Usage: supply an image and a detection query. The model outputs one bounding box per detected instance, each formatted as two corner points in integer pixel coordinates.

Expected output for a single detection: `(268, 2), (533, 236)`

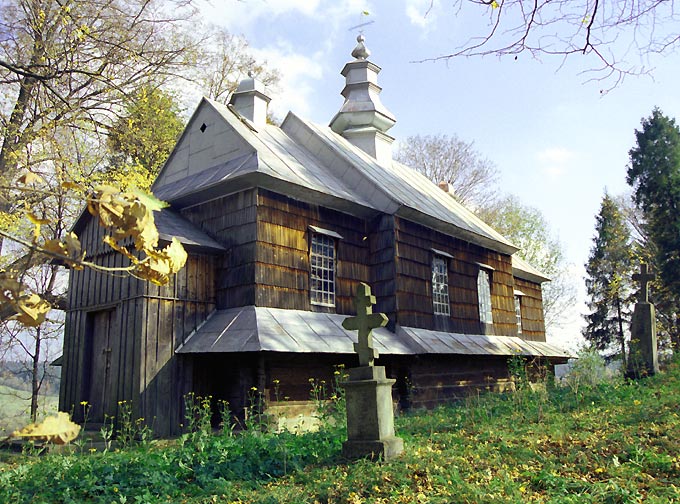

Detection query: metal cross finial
(342, 283), (388, 366)
(633, 263), (655, 303)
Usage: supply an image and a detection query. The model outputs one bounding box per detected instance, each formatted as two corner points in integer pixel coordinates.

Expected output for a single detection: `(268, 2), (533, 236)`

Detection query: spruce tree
(627, 108), (680, 351)
(583, 193), (634, 361)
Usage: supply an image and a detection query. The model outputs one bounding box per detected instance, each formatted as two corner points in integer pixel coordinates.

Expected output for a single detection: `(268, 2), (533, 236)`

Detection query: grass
(1, 359), (679, 503)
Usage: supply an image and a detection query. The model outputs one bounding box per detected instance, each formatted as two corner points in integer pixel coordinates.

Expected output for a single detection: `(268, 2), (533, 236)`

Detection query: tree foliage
(196, 28), (280, 104)
(395, 134), (499, 210)
(583, 192), (634, 360)
(105, 86), (185, 190)
(479, 194), (576, 334)
(627, 107), (680, 351)
(426, 0), (680, 88)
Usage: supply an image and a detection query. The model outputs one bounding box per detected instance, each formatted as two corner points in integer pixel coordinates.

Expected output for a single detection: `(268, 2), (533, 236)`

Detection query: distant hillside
(0, 361), (61, 395)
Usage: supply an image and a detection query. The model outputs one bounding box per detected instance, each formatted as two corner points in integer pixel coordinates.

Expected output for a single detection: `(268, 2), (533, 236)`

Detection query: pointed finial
(351, 34), (370, 60)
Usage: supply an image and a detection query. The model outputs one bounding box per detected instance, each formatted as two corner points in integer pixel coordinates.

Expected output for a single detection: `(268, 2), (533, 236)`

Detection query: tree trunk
(30, 325), (41, 422)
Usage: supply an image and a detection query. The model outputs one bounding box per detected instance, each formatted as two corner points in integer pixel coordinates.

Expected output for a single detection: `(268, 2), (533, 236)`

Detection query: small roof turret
(329, 36), (396, 165)
(229, 72), (271, 128)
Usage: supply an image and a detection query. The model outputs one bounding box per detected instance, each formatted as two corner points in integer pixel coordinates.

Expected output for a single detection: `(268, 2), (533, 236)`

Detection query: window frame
(431, 254), (451, 316)
(514, 290), (524, 335)
(476, 266), (494, 325)
(309, 228), (340, 307)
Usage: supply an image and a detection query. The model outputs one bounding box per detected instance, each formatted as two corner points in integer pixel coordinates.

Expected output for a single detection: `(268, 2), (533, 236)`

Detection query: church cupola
(329, 35), (396, 165)
(229, 73), (271, 127)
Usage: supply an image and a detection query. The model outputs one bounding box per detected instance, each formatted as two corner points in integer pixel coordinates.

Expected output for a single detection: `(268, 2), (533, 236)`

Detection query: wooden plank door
(88, 309), (115, 423)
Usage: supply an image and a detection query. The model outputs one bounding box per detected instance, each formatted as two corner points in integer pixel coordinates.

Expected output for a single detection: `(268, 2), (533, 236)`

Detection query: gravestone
(341, 283), (404, 460)
(627, 263), (660, 377)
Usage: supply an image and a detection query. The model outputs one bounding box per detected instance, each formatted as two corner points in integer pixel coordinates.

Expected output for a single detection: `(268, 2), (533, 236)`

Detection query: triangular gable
(152, 98), (255, 192)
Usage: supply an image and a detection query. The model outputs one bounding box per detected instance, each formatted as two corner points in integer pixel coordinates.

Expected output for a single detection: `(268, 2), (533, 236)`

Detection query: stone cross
(633, 263), (655, 303)
(342, 283), (388, 367)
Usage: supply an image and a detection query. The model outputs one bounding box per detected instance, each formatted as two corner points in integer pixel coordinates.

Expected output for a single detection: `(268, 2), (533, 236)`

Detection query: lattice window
(310, 233), (336, 306)
(432, 256), (450, 316)
(514, 295), (523, 335)
(477, 268), (493, 324)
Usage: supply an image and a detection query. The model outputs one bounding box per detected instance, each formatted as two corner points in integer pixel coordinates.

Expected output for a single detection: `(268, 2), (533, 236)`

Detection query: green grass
(0, 386), (58, 437)
(1, 360), (679, 503)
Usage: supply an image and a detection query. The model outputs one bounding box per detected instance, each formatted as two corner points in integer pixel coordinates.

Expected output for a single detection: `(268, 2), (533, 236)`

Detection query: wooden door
(88, 310), (115, 423)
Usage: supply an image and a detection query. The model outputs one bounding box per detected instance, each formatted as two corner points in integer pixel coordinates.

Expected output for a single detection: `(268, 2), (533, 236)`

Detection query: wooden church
(59, 36), (569, 435)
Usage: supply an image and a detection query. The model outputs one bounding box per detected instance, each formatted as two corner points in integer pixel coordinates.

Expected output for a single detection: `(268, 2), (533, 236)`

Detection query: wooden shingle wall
(394, 217), (517, 335)
(368, 215), (397, 325)
(181, 189), (257, 309)
(514, 277), (546, 342)
(255, 189), (369, 314)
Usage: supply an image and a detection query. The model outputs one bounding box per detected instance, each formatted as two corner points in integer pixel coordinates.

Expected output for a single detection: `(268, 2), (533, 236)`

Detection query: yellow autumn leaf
(26, 212), (50, 225)
(61, 180), (83, 191)
(14, 293), (51, 327)
(129, 186), (169, 212)
(17, 172), (45, 186)
(13, 412), (81, 445)
(491, 0), (499, 8)
(165, 238), (188, 273)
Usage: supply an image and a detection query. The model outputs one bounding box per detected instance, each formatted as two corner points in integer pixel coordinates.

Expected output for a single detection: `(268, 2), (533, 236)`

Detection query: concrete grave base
(341, 365), (404, 461)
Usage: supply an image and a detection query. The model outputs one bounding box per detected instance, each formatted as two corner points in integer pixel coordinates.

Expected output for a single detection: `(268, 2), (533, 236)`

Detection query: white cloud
(535, 147), (576, 179)
(404, 0), (439, 30)
(197, 0), (371, 32)
(250, 43), (325, 119)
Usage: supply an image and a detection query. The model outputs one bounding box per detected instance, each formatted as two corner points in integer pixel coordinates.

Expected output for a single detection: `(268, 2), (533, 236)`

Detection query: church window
(477, 268), (493, 324)
(432, 255), (450, 316)
(310, 232), (336, 306)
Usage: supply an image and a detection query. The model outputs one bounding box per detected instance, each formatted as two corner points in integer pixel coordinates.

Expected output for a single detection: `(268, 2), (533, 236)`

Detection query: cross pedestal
(341, 283), (403, 460)
(627, 264), (660, 377)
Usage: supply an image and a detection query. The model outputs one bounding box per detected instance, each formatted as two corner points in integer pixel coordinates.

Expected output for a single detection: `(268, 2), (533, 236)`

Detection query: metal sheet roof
(285, 114), (517, 254)
(176, 306), (571, 360)
(154, 97), (518, 254)
(176, 306), (418, 355)
(398, 326), (571, 359)
(512, 255), (551, 283)
(154, 209), (226, 252)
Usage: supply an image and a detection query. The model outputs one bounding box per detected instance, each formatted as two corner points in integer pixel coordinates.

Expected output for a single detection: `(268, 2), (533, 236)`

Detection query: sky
(195, 0), (680, 351)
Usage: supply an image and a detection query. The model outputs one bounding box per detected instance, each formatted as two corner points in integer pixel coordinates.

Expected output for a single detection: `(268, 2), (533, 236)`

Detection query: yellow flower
(634, 399), (641, 405)
(250, 386), (258, 391)
(272, 379), (280, 384)
(80, 401), (88, 406)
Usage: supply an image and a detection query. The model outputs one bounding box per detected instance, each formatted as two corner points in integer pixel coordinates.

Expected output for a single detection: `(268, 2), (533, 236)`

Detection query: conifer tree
(583, 193), (634, 361)
(627, 108), (680, 351)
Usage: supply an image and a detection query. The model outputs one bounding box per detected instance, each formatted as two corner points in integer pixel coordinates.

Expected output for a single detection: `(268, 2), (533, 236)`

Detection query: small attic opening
(200, 123), (207, 133)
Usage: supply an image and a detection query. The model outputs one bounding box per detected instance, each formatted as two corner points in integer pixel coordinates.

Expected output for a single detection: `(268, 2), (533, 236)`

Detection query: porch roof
(176, 307), (571, 361)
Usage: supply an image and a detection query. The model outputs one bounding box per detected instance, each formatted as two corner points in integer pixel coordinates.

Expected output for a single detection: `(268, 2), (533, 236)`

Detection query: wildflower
(89, 448), (96, 453)
(113, 487), (119, 493)
(334, 370), (341, 376)
(250, 386), (258, 391)
(308, 378), (315, 383)
(80, 401), (88, 406)
(273, 379), (280, 384)
(634, 399), (641, 406)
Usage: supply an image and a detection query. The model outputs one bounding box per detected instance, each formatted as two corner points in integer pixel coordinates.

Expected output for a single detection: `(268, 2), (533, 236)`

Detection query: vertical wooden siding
(514, 277), (546, 341)
(60, 212), (217, 435)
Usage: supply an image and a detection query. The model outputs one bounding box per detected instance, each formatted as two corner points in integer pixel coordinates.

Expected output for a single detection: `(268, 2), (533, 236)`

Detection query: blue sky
(196, 0), (680, 350)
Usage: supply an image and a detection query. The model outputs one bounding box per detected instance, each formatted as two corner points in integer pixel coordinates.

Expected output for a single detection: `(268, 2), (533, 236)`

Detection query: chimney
(229, 74), (271, 127)
(329, 35), (396, 165)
